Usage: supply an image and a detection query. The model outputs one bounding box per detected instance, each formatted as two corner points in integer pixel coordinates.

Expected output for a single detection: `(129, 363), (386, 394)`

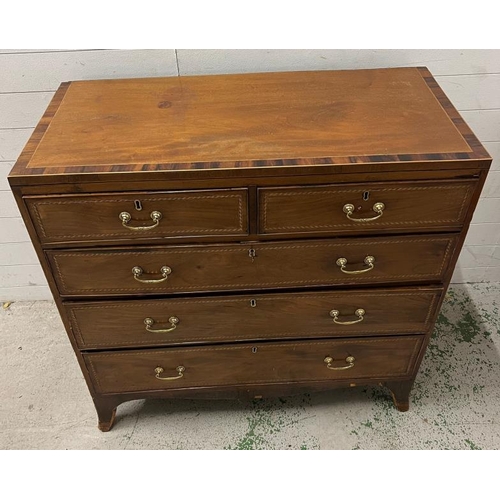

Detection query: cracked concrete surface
(1, 283), (500, 449)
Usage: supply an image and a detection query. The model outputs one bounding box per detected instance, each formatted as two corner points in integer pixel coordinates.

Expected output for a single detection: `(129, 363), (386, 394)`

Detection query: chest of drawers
(9, 67), (491, 431)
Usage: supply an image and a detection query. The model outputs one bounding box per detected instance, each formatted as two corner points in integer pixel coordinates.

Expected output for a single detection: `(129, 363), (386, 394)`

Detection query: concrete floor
(1, 282), (500, 450)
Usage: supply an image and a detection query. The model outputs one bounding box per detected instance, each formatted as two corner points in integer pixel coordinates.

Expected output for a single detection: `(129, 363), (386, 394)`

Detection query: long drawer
(47, 235), (457, 297)
(67, 287), (442, 349)
(260, 179), (476, 235)
(84, 336), (424, 394)
(26, 188), (248, 244)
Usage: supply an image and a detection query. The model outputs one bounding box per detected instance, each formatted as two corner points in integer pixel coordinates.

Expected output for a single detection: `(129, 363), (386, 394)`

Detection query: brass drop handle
(132, 266), (171, 283)
(343, 202), (385, 222)
(144, 316), (179, 333)
(330, 308), (365, 325)
(155, 366), (185, 381)
(119, 211), (162, 231)
(324, 356), (355, 371)
(336, 256), (375, 275)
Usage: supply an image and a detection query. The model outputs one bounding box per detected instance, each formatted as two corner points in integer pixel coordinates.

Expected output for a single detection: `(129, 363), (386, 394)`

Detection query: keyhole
(249, 249), (256, 262)
(252, 347), (258, 354)
(250, 299), (257, 308)
(134, 200), (143, 211)
(363, 191), (370, 201)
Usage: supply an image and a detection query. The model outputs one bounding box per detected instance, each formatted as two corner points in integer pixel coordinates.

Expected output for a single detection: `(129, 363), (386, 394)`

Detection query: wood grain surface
(66, 287), (442, 349)
(84, 336), (424, 394)
(8, 68), (491, 183)
(47, 235), (457, 297)
(259, 179), (476, 235)
(26, 188), (248, 244)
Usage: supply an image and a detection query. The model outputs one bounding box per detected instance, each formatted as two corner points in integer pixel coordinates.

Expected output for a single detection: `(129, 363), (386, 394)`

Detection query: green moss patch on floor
(225, 396), (320, 450)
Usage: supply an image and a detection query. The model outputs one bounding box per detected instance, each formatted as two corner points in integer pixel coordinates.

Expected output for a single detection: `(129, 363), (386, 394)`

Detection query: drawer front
(67, 288), (442, 349)
(84, 336), (423, 394)
(26, 189), (248, 243)
(259, 180), (476, 235)
(48, 235), (457, 297)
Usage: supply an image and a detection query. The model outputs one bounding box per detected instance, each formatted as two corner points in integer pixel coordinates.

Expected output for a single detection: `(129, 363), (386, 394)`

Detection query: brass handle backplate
(330, 308), (365, 325)
(324, 356), (355, 371)
(343, 202), (385, 222)
(144, 317), (179, 333)
(155, 366), (185, 381)
(336, 256), (375, 275)
(119, 211), (162, 231)
(132, 266), (171, 284)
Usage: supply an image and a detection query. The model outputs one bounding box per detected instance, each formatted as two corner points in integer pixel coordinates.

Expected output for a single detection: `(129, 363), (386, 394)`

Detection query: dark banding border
(10, 82), (71, 178)
(416, 67), (490, 161)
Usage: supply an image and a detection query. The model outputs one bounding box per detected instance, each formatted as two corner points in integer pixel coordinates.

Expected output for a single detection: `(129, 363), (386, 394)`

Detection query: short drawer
(25, 188), (248, 244)
(259, 179), (476, 235)
(84, 336), (424, 394)
(67, 287), (442, 349)
(48, 234), (457, 297)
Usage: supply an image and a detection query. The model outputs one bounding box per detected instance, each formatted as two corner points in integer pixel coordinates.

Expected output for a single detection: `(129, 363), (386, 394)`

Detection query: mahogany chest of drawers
(9, 67), (491, 431)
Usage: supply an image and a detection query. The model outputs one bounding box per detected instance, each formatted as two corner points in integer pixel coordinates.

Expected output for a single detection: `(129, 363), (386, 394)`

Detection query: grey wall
(1, 49), (499, 300)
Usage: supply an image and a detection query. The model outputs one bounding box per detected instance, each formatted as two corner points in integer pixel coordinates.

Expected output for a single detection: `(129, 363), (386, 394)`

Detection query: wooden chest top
(9, 67), (490, 185)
